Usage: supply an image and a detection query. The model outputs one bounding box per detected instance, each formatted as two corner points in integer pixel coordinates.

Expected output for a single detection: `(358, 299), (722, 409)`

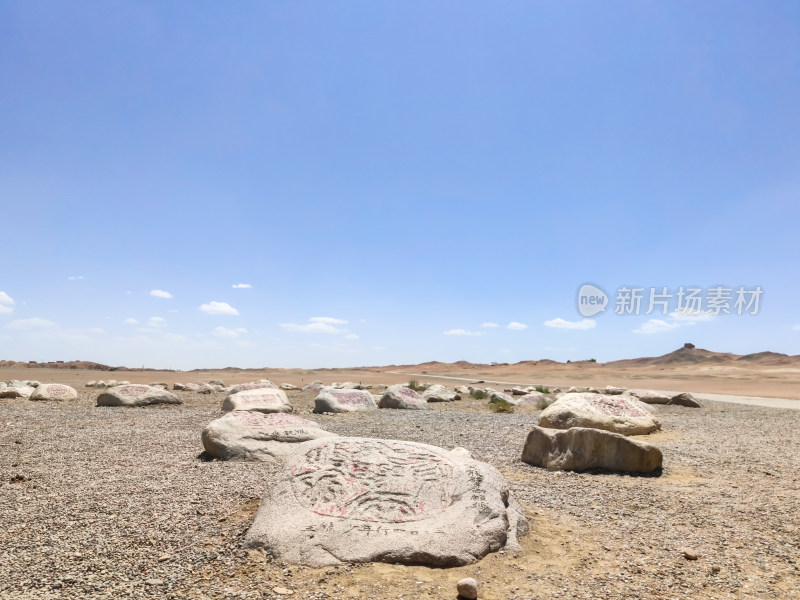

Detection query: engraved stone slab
(202, 411), (338, 461)
(539, 393), (660, 436)
(96, 384), (182, 407)
(313, 389), (377, 413)
(221, 388), (292, 414)
(421, 384), (460, 403)
(30, 383), (78, 402)
(245, 437), (529, 567)
(522, 426), (663, 473)
(229, 381), (278, 393)
(378, 385), (427, 410)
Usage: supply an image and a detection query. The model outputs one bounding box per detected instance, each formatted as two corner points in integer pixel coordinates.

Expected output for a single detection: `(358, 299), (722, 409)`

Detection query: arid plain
(1, 346), (798, 599)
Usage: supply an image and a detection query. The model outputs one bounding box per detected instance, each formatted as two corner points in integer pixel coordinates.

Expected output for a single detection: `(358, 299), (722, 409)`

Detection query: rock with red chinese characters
(30, 383), (78, 402)
(313, 389), (377, 413)
(201, 411), (337, 461)
(378, 385), (428, 410)
(244, 437), (528, 567)
(539, 393), (660, 435)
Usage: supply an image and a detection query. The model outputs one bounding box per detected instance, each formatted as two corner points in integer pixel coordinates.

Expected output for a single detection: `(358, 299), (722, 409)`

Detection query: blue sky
(1, 1), (799, 369)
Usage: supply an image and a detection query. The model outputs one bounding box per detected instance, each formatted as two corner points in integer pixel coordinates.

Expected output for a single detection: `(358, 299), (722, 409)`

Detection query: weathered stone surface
(455, 386), (470, 394)
(625, 389), (673, 404)
(488, 391), (516, 405)
(228, 381), (278, 393)
(30, 383), (78, 402)
(149, 382), (169, 389)
(515, 392), (551, 409)
(522, 426), (662, 473)
(603, 385), (627, 395)
(0, 385), (34, 399)
(302, 381), (325, 393)
(201, 411), (337, 461)
(669, 392), (701, 408)
(173, 383), (185, 391)
(85, 381), (96, 388)
(378, 385), (427, 410)
(539, 393), (660, 436)
(280, 383), (299, 391)
(96, 384), (182, 407)
(221, 388), (292, 414)
(313, 389), (377, 413)
(421, 384), (460, 402)
(244, 437), (528, 567)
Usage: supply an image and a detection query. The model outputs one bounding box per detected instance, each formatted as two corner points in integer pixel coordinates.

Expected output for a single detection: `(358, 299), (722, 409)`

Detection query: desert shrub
(489, 401), (515, 413)
(535, 385), (550, 394)
(407, 380), (430, 392)
(471, 389), (488, 400)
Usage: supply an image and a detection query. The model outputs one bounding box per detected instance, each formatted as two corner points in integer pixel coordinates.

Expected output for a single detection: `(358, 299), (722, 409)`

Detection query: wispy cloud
(507, 322), (528, 330)
(232, 283), (252, 289)
(793, 324), (800, 331)
(150, 289), (173, 299)
(544, 318), (596, 330)
(199, 301), (239, 316)
(0, 291), (15, 314)
(443, 329), (485, 336)
(67, 275), (84, 281)
(633, 308), (717, 335)
(310, 317), (347, 325)
(212, 326), (247, 338)
(5, 317), (56, 330)
(633, 319), (681, 334)
(280, 317), (348, 334)
(481, 322), (499, 328)
(124, 318), (139, 325)
(147, 316), (166, 328)
(344, 333), (359, 340)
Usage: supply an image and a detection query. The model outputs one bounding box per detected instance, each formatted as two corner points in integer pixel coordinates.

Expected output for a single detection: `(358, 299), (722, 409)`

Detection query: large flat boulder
(378, 385), (427, 410)
(244, 437), (528, 567)
(221, 388), (292, 414)
(669, 392), (701, 407)
(624, 389), (673, 404)
(522, 426), (662, 473)
(539, 393), (660, 435)
(313, 389), (377, 413)
(0, 385), (35, 399)
(201, 411), (338, 461)
(228, 381), (278, 394)
(96, 384), (182, 407)
(421, 384), (460, 402)
(30, 383), (78, 402)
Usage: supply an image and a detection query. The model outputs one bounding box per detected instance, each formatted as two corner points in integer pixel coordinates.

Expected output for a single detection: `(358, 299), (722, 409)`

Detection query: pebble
(457, 577), (478, 600)
(272, 587), (294, 595)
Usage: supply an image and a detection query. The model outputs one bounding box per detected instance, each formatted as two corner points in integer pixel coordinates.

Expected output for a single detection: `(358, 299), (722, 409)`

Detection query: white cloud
(281, 321), (346, 334)
(212, 326), (247, 338)
(443, 329), (485, 336)
(544, 318), (597, 330)
(124, 318), (139, 325)
(68, 275), (84, 281)
(232, 283), (252, 289)
(310, 317), (348, 325)
(150, 289), (173, 299)
(481, 322), (499, 328)
(199, 301), (239, 316)
(507, 322), (529, 330)
(670, 308), (716, 323)
(344, 333), (359, 340)
(633, 319), (682, 335)
(0, 291), (15, 314)
(147, 316), (166, 328)
(793, 324), (800, 331)
(5, 317), (57, 330)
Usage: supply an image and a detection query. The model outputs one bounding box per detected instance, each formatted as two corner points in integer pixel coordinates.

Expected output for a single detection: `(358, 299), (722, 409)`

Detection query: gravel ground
(1, 389), (798, 599)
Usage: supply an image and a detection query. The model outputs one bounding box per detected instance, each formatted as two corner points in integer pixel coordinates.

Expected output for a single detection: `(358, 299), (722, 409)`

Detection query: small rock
(457, 577), (478, 600)
(683, 549), (699, 560)
(145, 578), (164, 585)
(272, 587), (294, 596)
(158, 554), (171, 562)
